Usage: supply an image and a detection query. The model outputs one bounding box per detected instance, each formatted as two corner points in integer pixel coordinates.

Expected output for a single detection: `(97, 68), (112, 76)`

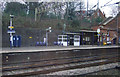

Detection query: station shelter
(58, 30), (98, 46)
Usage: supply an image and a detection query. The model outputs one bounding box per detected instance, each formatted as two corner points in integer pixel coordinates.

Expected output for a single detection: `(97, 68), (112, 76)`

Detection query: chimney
(103, 11), (106, 17)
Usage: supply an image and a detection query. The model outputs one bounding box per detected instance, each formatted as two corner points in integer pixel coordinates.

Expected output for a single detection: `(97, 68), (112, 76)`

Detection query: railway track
(2, 51), (119, 77)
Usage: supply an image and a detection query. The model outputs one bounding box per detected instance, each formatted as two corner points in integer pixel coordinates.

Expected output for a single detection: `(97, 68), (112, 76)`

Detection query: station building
(92, 12), (120, 45)
(58, 30), (98, 46)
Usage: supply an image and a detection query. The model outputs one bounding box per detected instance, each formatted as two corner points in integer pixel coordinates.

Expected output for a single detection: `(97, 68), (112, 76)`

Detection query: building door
(119, 37), (120, 44)
(113, 38), (117, 45)
(58, 35), (68, 46)
(74, 35), (80, 46)
(69, 35), (74, 45)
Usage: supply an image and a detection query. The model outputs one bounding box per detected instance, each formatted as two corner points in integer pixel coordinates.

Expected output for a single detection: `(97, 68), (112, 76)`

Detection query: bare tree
(0, 1), (6, 12)
(111, 6), (118, 17)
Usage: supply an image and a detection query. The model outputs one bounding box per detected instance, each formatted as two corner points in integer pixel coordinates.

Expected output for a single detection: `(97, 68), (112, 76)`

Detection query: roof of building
(100, 17), (114, 25)
(66, 30), (97, 35)
(79, 30), (97, 33)
(65, 32), (80, 35)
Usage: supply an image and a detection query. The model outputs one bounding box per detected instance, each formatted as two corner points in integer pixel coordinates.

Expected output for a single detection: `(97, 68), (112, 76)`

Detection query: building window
(58, 36), (62, 38)
(58, 39), (62, 42)
(85, 37), (90, 41)
(97, 12), (99, 16)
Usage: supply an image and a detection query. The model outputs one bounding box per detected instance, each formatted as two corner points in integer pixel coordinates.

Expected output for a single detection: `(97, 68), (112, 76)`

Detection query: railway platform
(1, 45), (119, 53)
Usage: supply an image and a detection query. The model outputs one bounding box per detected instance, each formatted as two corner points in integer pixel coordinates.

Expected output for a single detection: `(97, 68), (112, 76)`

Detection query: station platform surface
(0, 45), (119, 53)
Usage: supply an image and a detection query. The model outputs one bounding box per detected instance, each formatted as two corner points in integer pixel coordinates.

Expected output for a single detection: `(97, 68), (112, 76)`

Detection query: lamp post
(97, 28), (100, 46)
(46, 27), (51, 46)
(63, 24), (66, 34)
(10, 15), (14, 48)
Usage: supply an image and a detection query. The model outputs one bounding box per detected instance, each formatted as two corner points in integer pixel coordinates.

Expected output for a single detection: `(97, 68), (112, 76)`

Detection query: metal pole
(10, 34), (12, 48)
(10, 16), (13, 48)
(98, 35), (99, 46)
(10, 18), (12, 26)
(27, 2), (29, 15)
(35, 8), (37, 21)
(45, 27), (51, 46)
(87, 0), (89, 16)
(46, 31), (48, 46)
(97, 0), (99, 9)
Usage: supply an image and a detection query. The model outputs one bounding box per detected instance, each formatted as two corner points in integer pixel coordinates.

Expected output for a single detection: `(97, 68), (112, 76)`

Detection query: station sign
(29, 36), (32, 39)
(7, 30), (15, 33)
(97, 28), (100, 34)
(97, 34), (100, 36)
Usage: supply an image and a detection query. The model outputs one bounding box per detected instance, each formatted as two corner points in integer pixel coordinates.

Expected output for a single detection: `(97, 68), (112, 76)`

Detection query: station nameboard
(7, 30), (15, 33)
(8, 26), (14, 29)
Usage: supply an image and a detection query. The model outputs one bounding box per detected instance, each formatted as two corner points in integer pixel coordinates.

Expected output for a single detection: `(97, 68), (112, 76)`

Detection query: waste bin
(17, 35), (21, 47)
(13, 35), (21, 47)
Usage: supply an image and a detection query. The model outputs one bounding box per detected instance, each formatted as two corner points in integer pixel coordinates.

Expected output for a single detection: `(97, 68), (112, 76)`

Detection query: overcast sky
(84, 0), (120, 17)
(0, 0), (119, 17)
(15, 0), (120, 17)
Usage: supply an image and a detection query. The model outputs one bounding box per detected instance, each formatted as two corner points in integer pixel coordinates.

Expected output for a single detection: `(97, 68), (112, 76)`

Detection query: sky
(84, 0), (120, 17)
(0, 0), (120, 17)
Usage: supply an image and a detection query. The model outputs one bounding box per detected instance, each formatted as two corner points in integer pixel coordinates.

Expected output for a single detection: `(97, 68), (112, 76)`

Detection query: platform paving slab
(1, 45), (119, 53)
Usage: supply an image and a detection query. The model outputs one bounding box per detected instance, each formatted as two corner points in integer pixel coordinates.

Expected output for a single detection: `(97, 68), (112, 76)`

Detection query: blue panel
(119, 37), (120, 43)
(17, 35), (21, 47)
(13, 35), (17, 47)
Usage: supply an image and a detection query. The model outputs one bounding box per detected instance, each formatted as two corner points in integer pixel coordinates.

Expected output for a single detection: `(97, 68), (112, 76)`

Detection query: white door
(62, 35), (68, 46)
(58, 35), (68, 46)
(74, 35), (80, 46)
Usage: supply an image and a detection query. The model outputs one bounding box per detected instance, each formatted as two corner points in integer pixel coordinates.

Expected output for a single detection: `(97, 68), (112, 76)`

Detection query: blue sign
(97, 34), (100, 36)
(8, 26), (14, 29)
(7, 30), (15, 33)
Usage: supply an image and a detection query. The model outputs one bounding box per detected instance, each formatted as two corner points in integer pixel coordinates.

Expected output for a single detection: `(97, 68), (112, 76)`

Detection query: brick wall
(92, 13), (120, 44)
